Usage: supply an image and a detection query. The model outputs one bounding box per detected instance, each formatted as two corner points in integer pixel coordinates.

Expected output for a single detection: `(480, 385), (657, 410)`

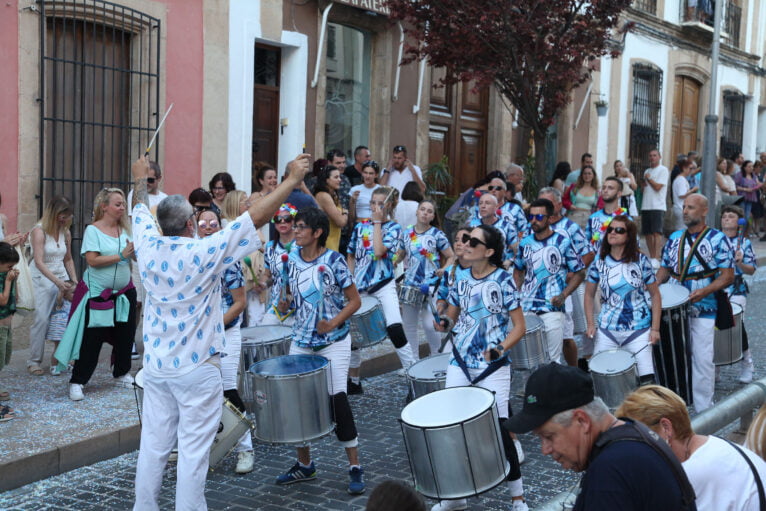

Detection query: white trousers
(27, 272), (62, 367)
(445, 364), (511, 420)
(220, 327), (252, 453)
(259, 311), (295, 327)
(402, 301), (441, 360)
(593, 329), (654, 377)
(246, 290), (265, 327)
(134, 362), (223, 511)
(539, 311), (565, 364)
(290, 335), (351, 395)
(690, 317), (715, 412)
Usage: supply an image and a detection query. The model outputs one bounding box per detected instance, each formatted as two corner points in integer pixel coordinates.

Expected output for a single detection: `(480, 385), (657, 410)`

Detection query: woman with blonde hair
(746, 405), (766, 461)
(27, 196), (79, 375)
(221, 190), (249, 225)
(57, 188), (137, 401)
(617, 385), (766, 510)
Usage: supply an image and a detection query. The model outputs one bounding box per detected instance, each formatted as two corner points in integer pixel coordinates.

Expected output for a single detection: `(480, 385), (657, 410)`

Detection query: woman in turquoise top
(57, 188), (137, 401)
(566, 164), (599, 229)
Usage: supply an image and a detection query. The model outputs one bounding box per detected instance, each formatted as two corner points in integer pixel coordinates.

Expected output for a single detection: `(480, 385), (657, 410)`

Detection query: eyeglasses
(211, 186), (226, 192)
(467, 237), (488, 248)
(527, 214), (548, 221)
(606, 226), (627, 234)
(487, 186), (504, 191)
(146, 177), (156, 184)
(198, 220), (220, 229)
(292, 224), (311, 232)
(274, 216), (293, 224)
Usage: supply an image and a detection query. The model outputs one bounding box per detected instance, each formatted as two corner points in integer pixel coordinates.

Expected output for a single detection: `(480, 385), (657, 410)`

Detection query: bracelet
(119, 253), (127, 262)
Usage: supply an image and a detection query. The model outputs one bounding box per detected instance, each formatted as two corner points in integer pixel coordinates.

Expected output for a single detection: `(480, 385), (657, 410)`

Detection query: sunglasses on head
(274, 216), (293, 224)
(527, 213), (548, 221)
(487, 186), (504, 191)
(606, 226), (627, 234)
(146, 177), (156, 184)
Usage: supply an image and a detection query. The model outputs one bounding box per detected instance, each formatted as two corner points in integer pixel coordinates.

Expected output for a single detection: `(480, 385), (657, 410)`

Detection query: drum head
(589, 349), (635, 374)
(523, 314), (544, 333)
(250, 354), (328, 376)
(659, 283), (690, 309)
(134, 368), (144, 389)
(407, 353), (450, 380)
(241, 325), (293, 342)
(401, 386), (494, 427)
(359, 295), (381, 314)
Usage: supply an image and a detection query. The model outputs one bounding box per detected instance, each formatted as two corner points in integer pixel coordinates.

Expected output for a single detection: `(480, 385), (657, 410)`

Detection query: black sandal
(0, 404), (15, 422)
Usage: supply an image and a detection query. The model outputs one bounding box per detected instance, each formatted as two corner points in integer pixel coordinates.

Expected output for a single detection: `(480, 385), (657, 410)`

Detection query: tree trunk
(533, 130), (548, 195)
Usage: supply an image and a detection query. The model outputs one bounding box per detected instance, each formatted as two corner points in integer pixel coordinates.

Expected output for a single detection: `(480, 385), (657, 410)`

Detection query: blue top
(550, 216), (593, 259)
(448, 267), (520, 369)
(287, 248), (354, 348)
(403, 225), (450, 287)
(661, 228), (733, 317)
(586, 253), (655, 331)
(437, 263), (469, 302)
(348, 220), (403, 291)
(726, 234), (756, 296)
(469, 215), (517, 261)
(584, 208), (632, 252)
(221, 262), (244, 329)
(264, 239), (299, 316)
(515, 231), (584, 313)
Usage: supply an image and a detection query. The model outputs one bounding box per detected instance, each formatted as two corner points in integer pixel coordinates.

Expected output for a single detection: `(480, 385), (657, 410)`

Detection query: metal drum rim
(248, 354), (329, 378)
(400, 386), (495, 428)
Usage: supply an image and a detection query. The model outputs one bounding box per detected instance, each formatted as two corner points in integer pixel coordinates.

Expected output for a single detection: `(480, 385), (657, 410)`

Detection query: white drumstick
(144, 103), (174, 156)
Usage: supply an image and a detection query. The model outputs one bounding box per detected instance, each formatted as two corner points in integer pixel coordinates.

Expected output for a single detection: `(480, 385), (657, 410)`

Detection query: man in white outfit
(130, 154), (310, 510)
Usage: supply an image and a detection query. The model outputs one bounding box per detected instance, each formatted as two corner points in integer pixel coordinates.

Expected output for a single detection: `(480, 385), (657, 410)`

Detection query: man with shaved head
(656, 194), (734, 412)
(471, 176), (528, 240)
(469, 192), (518, 266)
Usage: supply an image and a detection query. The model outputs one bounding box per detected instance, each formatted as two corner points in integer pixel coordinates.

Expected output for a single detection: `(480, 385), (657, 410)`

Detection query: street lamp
(702, 0), (724, 226)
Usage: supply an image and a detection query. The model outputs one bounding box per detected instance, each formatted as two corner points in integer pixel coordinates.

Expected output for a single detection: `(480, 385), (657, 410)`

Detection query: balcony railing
(680, 1), (741, 48)
(632, 0), (657, 15)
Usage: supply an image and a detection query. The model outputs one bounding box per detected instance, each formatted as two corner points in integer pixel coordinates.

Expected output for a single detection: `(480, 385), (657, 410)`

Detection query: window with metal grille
(628, 64), (663, 197)
(720, 91), (745, 160)
(39, 0), (161, 272)
(725, 2), (742, 48)
(632, 0), (657, 16)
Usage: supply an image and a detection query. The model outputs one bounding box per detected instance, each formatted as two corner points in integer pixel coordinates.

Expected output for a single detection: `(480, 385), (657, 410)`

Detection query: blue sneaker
(348, 466), (365, 495)
(275, 462), (316, 485)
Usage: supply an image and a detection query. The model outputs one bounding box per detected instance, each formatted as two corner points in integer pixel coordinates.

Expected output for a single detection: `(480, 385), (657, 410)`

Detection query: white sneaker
(514, 439), (525, 464)
(167, 448), (179, 462)
(114, 373), (135, 388)
(236, 451), (255, 474)
(431, 499), (468, 511)
(69, 383), (84, 401)
(739, 359), (754, 384)
(510, 500), (529, 511)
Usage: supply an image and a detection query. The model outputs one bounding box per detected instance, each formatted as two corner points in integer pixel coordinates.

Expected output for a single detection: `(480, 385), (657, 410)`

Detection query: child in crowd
(46, 280), (75, 375)
(0, 242), (20, 421)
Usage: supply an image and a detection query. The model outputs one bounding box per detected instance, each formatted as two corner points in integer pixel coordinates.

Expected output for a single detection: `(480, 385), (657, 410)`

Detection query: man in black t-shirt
(505, 364), (696, 510)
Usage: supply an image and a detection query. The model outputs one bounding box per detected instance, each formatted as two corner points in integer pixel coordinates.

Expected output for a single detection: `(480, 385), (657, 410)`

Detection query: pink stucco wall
(0, 3), (19, 232)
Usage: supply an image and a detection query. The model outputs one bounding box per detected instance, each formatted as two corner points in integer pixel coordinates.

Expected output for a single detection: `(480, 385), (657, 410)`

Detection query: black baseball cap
(504, 363), (595, 433)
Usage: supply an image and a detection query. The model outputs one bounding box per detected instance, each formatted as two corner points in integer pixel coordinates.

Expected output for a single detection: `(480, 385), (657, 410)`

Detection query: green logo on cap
(527, 395), (537, 404)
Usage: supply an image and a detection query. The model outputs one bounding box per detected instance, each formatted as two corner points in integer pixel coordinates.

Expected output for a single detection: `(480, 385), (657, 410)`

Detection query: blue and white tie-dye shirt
(471, 200), (528, 239)
(287, 248), (354, 348)
(726, 235), (755, 296)
(550, 216), (593, 260)
(448, 267), (520, 369)
(469, 216), (518, 261)
(584, 208), (632, 252)
(587, 253), (655, 331)
(661, 228), (733, 317)
(348, 220), (403, 292)
(264, 239), (299, 315)
(221, 262), (244, 329)
(437, 263), (469, 302)
(515, 231), (584, 313)
(403, 226), (450, 287)
(132, 204), (260, 378)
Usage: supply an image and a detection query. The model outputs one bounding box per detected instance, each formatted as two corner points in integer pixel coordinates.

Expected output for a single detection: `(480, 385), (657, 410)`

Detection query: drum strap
(720, 436), (766, 510)
(451, 344), (507, 385)
(598, 328), (648, 347)
(677, 228), (710, 281)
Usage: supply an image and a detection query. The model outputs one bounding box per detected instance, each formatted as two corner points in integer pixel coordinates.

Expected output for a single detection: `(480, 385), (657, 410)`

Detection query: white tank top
(30, 225), (68, 279)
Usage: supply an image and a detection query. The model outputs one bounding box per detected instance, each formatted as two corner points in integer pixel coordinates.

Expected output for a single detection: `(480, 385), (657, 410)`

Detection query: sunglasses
(198, 220), (219, 229)
(606, 226), (627, 234)
(363, 160), (379, 171)
(393, 145), (406, 153)
(274, 216), (293, 224)
(487, 186), (504, 191)
(527, 214), (548, 221)
(467, 236), (488, 248)
(194, 205), (210, 212)
(146, 177), (156, 184)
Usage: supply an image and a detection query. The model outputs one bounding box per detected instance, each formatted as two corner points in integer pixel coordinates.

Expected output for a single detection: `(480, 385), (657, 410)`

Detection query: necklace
(591, 207), (627, 243)
(407, 225), (438, 264)
(360, 220), (384, 261)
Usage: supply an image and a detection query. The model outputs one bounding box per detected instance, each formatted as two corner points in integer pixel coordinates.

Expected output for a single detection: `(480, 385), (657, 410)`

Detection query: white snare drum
(714, 303), (743, 366)
(589, 349), (639, 410)
(509, 314), (549, 370)
(240, 325), (293, 413)
(398, 284), (427, 307)
(400, 386), (509, 500)
(654, 283), (693, 404)
(407, 353), (450, 398)
(209, 399), (254, 468)
(349, 295), (387, 349)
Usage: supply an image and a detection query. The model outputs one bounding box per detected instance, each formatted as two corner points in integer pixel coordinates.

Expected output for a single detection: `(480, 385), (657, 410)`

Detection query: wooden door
(252, 45), (281, 168)
(428, 68), (489, 196)
(671, 76), (701, 158)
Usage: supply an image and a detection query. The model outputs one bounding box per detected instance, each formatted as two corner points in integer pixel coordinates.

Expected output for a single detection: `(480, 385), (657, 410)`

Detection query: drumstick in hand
(317, 264), (326, 322)
(280, 253), (289, 302)
(420, 283), (448, 328)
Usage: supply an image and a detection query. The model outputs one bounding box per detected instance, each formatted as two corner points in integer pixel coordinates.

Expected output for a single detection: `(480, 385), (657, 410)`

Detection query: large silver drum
(248, 355), (334, 444)
(571, 284), (587, 335)
(653, 283), (693, 404)
(240, 325), (293, 413)
(407, 353), (450, 398)
(589, 349), (639, 410)
(509, 314), (549, 370)
(400, 386), (509, 500)
(714, 303), (743, 366)
(349, 295), (387, 348)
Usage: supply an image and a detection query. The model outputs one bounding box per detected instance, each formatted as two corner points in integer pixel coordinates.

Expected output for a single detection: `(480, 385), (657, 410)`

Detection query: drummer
(401, 200), (453, 359)
(434, 224), (528, 511)
(656, 194), (734, 412)
(721, 205), (756, 383)
(469, 193), (518, 266)
(347, 186), (413, 394)
(275, 207), (366, 494)
(436, 226), (471, 316)
(583, 216), (660, 384)
(514, 199), (585, 365)
(260, 203), (299, 326)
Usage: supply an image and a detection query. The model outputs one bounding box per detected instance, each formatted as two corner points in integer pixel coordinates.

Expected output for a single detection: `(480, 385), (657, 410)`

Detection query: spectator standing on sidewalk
(641, 149), (669, 269)
(380, 145), (426, 195)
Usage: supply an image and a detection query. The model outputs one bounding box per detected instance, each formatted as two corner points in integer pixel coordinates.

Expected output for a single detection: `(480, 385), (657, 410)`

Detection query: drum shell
(653, 283), (693, 404)
(571, 284), (587, 335)
(349, 296), (387, 349)
(209, 399), (253, 467)
(407, 353), (450, 398)
(589, 349), (639, 410)
(398, 284), (427, 307)
(248, 355), (334, 444)
(714, 303), (743, 366)
(509, 314), (549, 370)
(239, 326), (293, 414)
(400, 387), (509, 500)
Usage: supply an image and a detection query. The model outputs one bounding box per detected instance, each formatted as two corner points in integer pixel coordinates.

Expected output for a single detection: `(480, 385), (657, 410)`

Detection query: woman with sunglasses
(195, 207), (255, 473)
(433, 224), (528, 511)
(260, 204), (300, 326)
(583, 216), (660, 384)
(401, 200), (454, 358)
(348, 161), (379, 226)
(347, 186), (414, 393)
(436, 226), (472, 317)
(313, 165), (348, 252)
